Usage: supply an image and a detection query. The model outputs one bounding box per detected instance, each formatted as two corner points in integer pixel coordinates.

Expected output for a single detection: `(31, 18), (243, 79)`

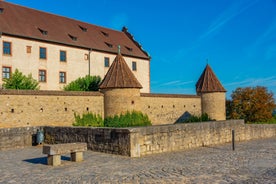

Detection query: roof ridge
(0, 1), (150, 59)
(0, 1), (122, 34)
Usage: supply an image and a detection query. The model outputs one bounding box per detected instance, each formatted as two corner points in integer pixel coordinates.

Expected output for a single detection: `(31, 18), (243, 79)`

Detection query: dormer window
(105, 42), (113, 48)
(68, 34), (77, 41)
(125, 46), (133, 52)
(0, 8), (4, 14)
(79, 25), (87, 32)
(38, 28), (48, 35)
(101, 31), (109, 37)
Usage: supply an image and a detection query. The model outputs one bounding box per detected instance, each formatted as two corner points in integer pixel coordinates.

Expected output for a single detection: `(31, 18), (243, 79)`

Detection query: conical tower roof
(196, 64), (226, 93)
(99, 53), (142, 89)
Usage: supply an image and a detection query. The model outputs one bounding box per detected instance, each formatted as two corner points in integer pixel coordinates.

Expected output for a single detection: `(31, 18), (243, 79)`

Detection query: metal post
(232, 129), (235, 151)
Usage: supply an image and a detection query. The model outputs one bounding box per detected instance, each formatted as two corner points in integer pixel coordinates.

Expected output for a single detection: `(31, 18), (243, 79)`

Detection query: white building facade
(0, 2), (150, 92)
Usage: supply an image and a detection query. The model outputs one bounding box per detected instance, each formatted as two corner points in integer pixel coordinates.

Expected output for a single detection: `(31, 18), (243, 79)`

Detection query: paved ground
(0, 138), (275, 184)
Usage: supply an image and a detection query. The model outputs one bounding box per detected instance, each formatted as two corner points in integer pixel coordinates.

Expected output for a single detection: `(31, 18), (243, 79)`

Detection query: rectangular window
(132, 61), (137, 71)
(39, 47), (47, 59)
(59, 71), (66, 83)
(60, 50), (67, 62)
(38, 70), (46, 82)
(84, 54), (89, 60)
(104, 57), (110, 67)
(3, 41), (11, 55)
(2, 66), (11, 79)
(26, 46), (32, 53)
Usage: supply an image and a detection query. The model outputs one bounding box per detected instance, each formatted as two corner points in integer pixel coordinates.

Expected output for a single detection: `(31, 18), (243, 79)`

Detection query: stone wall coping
(141, 93), (200, 98)
(45, 120), (247, 134)
(0, 126), (43, 133)
(128, 120), (246, 133)
(45, 126), (132, 133)
(0, 89), (103, 96)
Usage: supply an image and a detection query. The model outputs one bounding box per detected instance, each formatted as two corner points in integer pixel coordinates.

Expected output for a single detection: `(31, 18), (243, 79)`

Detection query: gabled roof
(196, 64), (226, 93)
(99, 53), (142, 89)
(0, 1), (150, 60)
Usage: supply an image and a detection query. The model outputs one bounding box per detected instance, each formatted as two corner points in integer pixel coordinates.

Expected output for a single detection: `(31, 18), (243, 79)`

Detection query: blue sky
(6, 0), (276, 99)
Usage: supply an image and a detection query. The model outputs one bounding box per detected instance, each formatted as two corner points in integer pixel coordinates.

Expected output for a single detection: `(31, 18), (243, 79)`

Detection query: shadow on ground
(23, 156), (70, 165)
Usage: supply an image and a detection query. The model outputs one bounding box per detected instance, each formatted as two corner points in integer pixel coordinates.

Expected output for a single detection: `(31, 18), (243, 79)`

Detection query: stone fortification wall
(0, 90), (203, 128)
(130, 120), (276, 157)
(0, 90), (104, 128)
(140, 93), (201, 125)
(40, 120), (276, 157)
(0, 126), (41, 150)
(44, 126), (131, 156)
(1, 121), (275, 155)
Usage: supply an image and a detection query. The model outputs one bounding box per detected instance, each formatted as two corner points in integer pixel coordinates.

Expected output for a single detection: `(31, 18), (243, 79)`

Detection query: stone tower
(99, 52), (142, 118)
(196, 64), (226, 120)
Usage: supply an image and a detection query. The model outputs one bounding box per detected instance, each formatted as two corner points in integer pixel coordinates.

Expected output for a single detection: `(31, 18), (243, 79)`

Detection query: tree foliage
(63, 75), (101, 91)
(227, 86), (276, 123)
(3, 69), (39, 90)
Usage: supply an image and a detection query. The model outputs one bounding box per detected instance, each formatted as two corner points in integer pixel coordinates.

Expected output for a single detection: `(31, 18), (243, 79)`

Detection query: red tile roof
(0, 1), (150, 59)
(196, 64), (226, 93)
(99, 53), (142, 89)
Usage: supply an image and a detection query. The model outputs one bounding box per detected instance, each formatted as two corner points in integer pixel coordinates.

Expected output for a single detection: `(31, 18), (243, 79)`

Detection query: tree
(63, 75), (101, 91)
(3, 69), (39, 90)
(227, 86), (276, 123)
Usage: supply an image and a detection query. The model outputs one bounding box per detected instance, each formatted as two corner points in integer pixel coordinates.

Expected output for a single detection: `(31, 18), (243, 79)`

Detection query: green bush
(178, 113), (212, 123)
(73, 111), (152, 127)
(104, 111), (152, 127)
(73, 112), (104, 127)
(64, 75), (101, 91)
(3, 69), (39, 90)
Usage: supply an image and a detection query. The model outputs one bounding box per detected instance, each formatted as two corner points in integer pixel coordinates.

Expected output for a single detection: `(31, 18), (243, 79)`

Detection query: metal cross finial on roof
(118, 45), (121, 54)
(206, 58), (209, 65)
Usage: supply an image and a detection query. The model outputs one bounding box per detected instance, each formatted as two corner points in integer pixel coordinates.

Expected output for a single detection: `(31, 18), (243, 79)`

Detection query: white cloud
(199, 0), (259, 40)
(225, 76), (276, 87)
(247, 17), (276, 58)
(159, 80), (182, 87)
(153, 80), (194, 88)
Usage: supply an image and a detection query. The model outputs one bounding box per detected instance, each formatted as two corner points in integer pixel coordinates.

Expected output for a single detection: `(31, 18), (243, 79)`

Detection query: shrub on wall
(176, 113), (212, 123)
(73, 112), (104, 127)
(104, 111), (152, 127)
(73, 111), (152, 127)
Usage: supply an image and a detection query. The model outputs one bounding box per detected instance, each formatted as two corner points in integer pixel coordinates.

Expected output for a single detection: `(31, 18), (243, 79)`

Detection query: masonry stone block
(71, 152), (83, 162)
